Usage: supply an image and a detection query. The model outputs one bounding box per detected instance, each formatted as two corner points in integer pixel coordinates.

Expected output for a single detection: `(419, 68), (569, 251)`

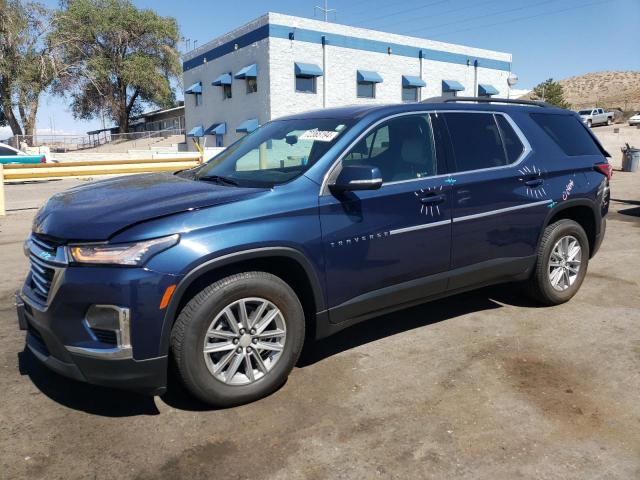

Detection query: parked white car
(629, 113), (640, 126)
(578, 108), (615, 127)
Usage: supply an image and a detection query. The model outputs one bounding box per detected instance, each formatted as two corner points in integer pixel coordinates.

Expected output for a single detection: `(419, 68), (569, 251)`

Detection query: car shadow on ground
(18, 349), (161, 416)
(161, 284), (539, 412)
(610, 198), (640, 220)
(297, 283), (537, 367)
(19, 283), (539, 416)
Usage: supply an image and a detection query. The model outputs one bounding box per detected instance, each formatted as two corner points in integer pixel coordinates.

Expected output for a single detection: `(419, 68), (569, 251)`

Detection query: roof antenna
(314, 0), (336, 22)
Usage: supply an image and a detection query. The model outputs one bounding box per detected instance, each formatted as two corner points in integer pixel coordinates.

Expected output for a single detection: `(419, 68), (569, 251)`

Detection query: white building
(182, 12), (513, 148)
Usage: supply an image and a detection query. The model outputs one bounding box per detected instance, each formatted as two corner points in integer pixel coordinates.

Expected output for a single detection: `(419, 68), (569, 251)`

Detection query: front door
(319, 113), (452, 324)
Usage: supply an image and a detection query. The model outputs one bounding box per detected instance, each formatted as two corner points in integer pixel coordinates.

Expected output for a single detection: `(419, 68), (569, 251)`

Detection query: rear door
(319, 112), (453, 323)
(440, 111), (550, 290)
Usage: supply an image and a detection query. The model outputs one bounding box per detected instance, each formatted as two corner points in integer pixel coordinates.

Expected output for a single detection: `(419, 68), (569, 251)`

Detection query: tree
(51, 0), (181, 133)
(0, 0), (58, 138)
(530, 78), (570, 109)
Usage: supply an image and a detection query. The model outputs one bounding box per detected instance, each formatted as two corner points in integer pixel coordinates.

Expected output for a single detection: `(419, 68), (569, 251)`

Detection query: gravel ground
(0, 129), (638, 479)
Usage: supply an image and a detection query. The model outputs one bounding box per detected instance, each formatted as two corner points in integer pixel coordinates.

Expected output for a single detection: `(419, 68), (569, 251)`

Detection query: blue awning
(205, 122), (227, 136)
(294, 62), (323, 77)
(212, 73), (232, 86)
(402, 75), (426, 88)
(236, 118), (259, 133)
(235, 64), (257, 79)
(184, 82), (202, 94)
(442, 79), (465, 92)
(478, 84), (499, 96)
(357, 70), (383, 84)
(187, 125), (204, 137)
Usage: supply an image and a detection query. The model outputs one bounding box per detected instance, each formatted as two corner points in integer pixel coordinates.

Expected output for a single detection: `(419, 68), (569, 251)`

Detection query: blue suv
(17, 98), (611, 406)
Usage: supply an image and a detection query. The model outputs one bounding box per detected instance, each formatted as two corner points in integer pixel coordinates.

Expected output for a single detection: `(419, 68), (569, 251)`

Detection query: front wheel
(587, 119), (593, 128)
(526, 219), (589, 305)
(171, 272), (305, 407)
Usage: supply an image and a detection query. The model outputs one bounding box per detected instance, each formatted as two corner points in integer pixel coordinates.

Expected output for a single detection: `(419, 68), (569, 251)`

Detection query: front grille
(91, 328), (118, 345)
(28, 235), (62, 303)
(29, 256), (55, 301)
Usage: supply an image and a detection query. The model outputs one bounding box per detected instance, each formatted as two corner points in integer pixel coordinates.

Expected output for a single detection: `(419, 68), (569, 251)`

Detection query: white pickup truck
(578, 108), (615, 127)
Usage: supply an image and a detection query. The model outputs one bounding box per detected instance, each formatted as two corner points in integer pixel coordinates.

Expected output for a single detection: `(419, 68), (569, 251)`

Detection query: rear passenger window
(496, 115), (524, 163)
(530, 113), (601, 156)
(443, 112), (509, 172)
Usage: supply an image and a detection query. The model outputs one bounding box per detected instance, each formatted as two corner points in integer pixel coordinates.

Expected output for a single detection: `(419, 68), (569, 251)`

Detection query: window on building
(530, 113), (602, 156)
(443, 112), (517, 172)
(223, 84), (232, 99)
(246, 77), (257, 94)
(402, 87), (418, 102)
(357, 81), (375, 99)
(343, 114), (439, 182)
(295, 75), (316, 93)
(441, 90), (457, 99)
(195, 94), (202, 107)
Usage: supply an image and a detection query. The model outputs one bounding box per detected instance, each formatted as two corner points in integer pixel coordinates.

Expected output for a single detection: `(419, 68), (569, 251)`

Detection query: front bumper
(17, 261), (181, 395)
(19, 292), (168, 395)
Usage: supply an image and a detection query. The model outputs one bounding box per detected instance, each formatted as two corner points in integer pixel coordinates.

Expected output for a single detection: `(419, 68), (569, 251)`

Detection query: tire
(171, 271), (305, 407)
(526, 219), (590, 305)
(587, 119), (592, 128)
(607, 117), (613, 126)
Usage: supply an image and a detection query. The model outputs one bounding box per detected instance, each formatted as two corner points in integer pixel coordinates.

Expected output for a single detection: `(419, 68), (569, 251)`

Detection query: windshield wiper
(198, 175), (240, 186)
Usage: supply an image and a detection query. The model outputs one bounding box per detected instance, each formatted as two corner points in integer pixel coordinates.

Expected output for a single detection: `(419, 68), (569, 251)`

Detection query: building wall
(183, 20), (271, 149)
(183, 12), (513, 146)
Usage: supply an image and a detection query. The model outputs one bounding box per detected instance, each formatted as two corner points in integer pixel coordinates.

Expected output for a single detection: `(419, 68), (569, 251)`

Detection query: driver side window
(342, 114), (438, 183)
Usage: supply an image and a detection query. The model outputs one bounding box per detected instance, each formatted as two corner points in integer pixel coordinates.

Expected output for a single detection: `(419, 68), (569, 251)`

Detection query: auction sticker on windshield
(299, 129), (340, 142)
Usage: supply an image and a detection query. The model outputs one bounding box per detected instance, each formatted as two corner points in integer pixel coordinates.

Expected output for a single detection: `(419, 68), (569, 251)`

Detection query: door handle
(420, 194), (446, 205)
(524, 178), (544, 187)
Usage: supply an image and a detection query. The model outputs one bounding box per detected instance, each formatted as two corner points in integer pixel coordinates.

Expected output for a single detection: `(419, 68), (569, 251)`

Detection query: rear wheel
(171, 272), (305, 407)
(607, 117), (613, 126)
(526, 219), (589, 305)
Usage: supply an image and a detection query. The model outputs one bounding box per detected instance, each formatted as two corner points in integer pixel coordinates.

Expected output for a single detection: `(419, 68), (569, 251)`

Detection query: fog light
(85, 305), (131, 348)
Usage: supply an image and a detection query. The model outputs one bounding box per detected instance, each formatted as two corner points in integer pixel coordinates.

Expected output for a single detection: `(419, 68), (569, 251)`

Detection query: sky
(3, 0), (639, 138)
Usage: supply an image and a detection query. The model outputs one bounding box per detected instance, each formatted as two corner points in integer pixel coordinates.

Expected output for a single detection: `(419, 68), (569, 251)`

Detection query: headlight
(68, 234), (179, 266)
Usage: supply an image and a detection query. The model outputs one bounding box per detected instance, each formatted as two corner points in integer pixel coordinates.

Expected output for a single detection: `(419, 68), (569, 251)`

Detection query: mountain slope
(524, 71), (640, 110)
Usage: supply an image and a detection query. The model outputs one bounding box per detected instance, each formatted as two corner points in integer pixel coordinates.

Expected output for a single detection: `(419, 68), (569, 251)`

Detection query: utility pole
(315, 0), (336, 21)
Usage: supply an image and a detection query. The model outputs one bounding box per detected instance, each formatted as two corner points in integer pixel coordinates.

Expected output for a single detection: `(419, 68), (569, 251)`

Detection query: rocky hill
(524, 71), (640, 111)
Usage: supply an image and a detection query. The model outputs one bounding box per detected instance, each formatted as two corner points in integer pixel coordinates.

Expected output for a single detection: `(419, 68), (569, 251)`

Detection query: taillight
(39, 155), (46, 164)
(594, 163), (612, 180)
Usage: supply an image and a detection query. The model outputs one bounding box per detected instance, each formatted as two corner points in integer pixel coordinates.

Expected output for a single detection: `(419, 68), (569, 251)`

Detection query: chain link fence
(7, 127), (186, 154)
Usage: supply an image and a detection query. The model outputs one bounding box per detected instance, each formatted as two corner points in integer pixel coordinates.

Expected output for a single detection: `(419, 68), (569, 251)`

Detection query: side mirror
(329, 165), (383, 193)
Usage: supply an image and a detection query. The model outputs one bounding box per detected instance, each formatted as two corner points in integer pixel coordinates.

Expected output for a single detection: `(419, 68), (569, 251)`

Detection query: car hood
(32, 173), (267, 241)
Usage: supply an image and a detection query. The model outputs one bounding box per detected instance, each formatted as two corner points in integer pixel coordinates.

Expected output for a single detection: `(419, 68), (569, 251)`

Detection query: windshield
(578, 110), (592, 115)
(195, 118), (353, 187)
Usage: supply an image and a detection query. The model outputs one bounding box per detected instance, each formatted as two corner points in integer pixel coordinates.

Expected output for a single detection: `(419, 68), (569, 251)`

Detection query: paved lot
(0, 132), (639, 479)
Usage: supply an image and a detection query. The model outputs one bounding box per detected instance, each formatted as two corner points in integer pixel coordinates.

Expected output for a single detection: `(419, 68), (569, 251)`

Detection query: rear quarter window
(530, 113), (601, 156)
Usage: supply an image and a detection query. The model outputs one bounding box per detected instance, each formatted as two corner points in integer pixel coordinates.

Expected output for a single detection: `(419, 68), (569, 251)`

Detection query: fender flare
(158, 246), (326, 356)
(537, 197), (600, 251)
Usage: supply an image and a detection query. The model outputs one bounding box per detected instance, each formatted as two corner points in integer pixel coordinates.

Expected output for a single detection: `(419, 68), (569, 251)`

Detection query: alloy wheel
(548, 235), (582, 291)
(203, 297), (287, 385)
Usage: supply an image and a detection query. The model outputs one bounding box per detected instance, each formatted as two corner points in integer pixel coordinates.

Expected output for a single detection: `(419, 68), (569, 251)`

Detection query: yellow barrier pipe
(3, 156), (200, 169)
(3, 162), (199, 181)
(0, 165), (5, 216)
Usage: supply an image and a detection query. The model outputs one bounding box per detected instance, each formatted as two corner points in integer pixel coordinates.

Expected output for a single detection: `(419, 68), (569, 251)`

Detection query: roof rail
(421, 96), (553, 108)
